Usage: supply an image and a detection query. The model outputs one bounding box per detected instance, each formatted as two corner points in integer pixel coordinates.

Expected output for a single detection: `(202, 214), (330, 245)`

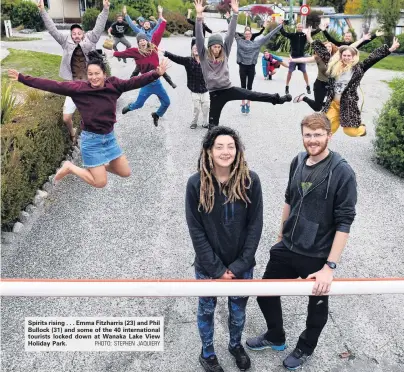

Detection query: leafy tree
(250, 5), (274, 20)
(344, 0), (361, 14)
(217, 0), (231, 15)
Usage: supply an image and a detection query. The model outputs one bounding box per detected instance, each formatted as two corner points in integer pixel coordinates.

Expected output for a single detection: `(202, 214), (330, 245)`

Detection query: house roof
(238, 4), (336, 14)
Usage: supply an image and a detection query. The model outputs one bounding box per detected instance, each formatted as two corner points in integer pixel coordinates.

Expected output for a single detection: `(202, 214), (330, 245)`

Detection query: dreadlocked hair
(138, 42), (158, 57)
(197, 126), (252, 213)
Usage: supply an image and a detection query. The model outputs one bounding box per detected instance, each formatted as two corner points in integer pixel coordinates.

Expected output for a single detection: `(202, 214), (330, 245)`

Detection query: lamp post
(289, 0), (294, 26)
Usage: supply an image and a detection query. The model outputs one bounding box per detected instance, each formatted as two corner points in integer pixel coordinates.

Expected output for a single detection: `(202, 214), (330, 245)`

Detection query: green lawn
(3, 36), (41, 42)
(1, 48), (62, 93)
(266, 50), (404, 72)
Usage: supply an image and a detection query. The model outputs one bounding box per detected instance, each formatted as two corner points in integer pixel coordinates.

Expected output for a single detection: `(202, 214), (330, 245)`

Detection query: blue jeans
(128, 79), (170, 117)
(195, 267), (254, 358)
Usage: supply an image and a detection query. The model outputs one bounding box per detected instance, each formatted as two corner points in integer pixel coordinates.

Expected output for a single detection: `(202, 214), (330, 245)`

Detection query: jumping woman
(235, 21), (282, 114)
(116, 15), (171, 127)
(186, 126), (263, 372)
(292, 27), (374, 111)
(194, 0), (292, 128)
(316, 37), (400, 137)
(8, 52), (168, 188)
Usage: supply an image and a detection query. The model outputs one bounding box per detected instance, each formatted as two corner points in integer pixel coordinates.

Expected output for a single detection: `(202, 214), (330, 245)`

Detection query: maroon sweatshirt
(18, 71), (159, 134)
(113, 21), (166, 74)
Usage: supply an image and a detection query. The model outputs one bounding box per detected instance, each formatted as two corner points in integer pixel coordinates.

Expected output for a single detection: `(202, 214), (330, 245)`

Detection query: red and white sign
(300, 5), (310, 16)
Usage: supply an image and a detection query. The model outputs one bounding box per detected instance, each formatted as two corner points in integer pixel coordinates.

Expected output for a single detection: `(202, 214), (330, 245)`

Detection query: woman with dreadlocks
(194, 0), (291, 129)
(185, 126), (263, 372)
(114, 12), (170, 127)
(317, 36), (400, 137)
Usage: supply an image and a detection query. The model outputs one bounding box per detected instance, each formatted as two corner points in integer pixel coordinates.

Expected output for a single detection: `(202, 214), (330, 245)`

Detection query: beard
(304, 138), (328, 157)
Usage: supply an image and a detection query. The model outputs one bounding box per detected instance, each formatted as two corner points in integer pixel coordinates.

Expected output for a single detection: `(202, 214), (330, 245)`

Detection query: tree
(308, 0), (347, 13)
(344, 0), (361, 14)
(376, 0), (401, 39)
(250, 5), (274, 20)
(306, 10), (323, 28)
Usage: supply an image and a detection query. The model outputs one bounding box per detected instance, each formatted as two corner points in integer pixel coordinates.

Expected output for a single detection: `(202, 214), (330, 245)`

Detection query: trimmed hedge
(82, 7), (100, 31)
(10, 0), (44, 31)
(374, 78), (404, 178)
(164, 12), (192, 34)
(1, 94), (79, 226)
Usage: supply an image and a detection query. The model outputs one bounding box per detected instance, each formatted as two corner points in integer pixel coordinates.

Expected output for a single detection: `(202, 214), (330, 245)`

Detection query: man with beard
(38, 0), (109, 143)
(246, 113), (357, 371)
(108, 14), (131, 63)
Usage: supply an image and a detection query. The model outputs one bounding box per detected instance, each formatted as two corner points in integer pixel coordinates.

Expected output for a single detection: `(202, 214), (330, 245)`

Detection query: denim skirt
(80, 130), (123, 168)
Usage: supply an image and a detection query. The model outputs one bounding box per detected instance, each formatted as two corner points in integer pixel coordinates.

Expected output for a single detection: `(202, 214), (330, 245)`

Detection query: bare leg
(63, 114), (76, 139)
(105, 155), (131, 177)
(55, 161), (108, 188)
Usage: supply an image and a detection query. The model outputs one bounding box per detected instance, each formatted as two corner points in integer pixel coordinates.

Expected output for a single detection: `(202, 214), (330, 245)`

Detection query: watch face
(327, 261), (337, 269)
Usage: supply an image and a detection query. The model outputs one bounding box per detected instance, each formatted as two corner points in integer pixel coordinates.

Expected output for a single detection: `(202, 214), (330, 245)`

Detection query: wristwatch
(326, 261), (337, 269)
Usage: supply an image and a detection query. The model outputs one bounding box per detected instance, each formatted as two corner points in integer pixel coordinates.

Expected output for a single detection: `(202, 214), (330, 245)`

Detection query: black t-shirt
(110, 21), (129, 37)
(301, 152), (333, 195)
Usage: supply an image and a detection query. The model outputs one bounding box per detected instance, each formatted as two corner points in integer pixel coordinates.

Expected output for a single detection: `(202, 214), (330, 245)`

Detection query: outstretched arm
(194, 0), (207, 59)
(256, 24), (282, 47)
(290, 56), (316, 63)
(224, 0), (239, 56)
(10, 70), (81, 96)
(311, 39), (331, 64)
(362, 38), (399, 72)
(151, 19), (166, 46)
(322, 29), (343, 47)
(85, 0), (110, 43)
(114, 60), (168, 92)
(125, 14), (142, 34)
(38, 0), (67, 46)
(279, 24), (293, 39)
(113, 47), (139, 59)
(164, 51), (190, 67)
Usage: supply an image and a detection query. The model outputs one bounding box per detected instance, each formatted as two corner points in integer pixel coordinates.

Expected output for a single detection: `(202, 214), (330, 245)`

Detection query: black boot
(163, 72), (177, 89)
(279, 94), (292, 104)
(151, 112), (159, 127)
(130, 66), (140, 78)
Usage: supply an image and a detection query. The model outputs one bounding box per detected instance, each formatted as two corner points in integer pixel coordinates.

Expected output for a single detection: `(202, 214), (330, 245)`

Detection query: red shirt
(113, 21), (166, 74)
(18, 72), (159, 134)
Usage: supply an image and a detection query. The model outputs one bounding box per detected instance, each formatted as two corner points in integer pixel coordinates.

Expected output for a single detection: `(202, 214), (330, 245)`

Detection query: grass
(1, 48), (62, 94)
(264, 49), (404, 72)
(2, 36), (41, 42)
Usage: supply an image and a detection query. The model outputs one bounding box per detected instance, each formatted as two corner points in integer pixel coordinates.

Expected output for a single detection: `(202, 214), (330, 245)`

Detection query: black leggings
(209, 87), (282, 126)
(239, 64), (256, 91)
(303, 79), (328, 112)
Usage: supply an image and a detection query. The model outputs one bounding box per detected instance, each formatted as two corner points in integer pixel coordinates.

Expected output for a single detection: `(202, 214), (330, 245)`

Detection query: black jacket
(280, 27), (321, 57)
(186, 171), (263, 278)
(187, 18), (212, 37)
(282, 151), (357, 258)
(323, 29), (377, 49)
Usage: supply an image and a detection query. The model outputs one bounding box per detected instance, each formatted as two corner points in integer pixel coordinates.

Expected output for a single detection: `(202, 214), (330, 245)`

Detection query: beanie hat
(207, 34), (223, 48)
(136, 33), (148, 43)
(137, 16), (145, 23)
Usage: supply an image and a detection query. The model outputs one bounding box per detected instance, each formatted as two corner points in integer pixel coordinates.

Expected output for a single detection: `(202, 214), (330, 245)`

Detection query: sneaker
(202, 123), (210, 129)
(279, 94), (293, 104)
(283, 348), (311, 371)
(269, 74), (272, 80)
(118, 57), (121, 62)
(245, 105), (250, 114)
(123, 58), (127, 63)
(241, 104), (246, 113)
(190, 123), (197, 129)
(199, 351), (224, 372)
(306, 85), (311, 94)
(229, 345), (251, 371)
(151, 112), (159, 127)
(246, 333), (287, 351)
(171, 83), (177, 89)
(285, 86), (289, 94)
(122, 105), (130, 115)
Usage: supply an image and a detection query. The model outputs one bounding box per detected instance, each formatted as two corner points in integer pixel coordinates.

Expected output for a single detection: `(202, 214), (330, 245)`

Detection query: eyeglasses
(302, 133), (328, 140)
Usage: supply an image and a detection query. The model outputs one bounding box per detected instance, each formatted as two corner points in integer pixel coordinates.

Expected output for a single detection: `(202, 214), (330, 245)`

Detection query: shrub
(1, 82), (19, 126)
(359, 36), (384, 53)
(164, 12), (192, 34)
(1, 94), (77, 225)
(396, 33), (404, 54)
(1, 0), (21, 17)
(10, 1), (44, 31)
(130, 0), (156, 18)
(237, 13), (251, 27)
(163, 30), (171, 38)
(82, 7), (100, 31)
(374, 78), (404, 178)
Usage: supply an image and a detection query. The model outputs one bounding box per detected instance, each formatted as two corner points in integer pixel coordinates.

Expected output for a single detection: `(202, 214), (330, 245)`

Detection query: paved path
(2, 16), (404, 372)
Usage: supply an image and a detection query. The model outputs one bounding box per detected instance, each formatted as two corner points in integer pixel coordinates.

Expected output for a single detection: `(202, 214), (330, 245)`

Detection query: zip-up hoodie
(282, 151), (357, 258)
(186, 171), (263, 279)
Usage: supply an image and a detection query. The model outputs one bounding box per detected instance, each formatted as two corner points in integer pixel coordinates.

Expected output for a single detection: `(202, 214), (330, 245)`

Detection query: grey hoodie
(195, 14), (238, 92)
(236, 24), (282, 66)
(282, 151), (357, 258)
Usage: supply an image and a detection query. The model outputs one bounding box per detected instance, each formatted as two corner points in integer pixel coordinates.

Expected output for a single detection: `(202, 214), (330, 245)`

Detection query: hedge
(374, 78), (404, 178)
(1, 94), (79, 226)
(10, 0), (44, 31)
